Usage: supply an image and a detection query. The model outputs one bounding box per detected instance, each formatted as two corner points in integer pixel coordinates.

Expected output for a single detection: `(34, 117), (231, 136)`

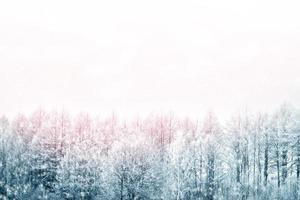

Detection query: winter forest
(0, 105), (299, 200)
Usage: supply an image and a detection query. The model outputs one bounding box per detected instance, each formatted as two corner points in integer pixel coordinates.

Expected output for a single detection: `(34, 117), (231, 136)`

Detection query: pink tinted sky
(0, 0), (300, 120)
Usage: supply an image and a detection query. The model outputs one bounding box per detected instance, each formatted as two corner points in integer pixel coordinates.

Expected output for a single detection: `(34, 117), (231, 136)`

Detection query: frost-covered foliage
(0, 105), (300, 199)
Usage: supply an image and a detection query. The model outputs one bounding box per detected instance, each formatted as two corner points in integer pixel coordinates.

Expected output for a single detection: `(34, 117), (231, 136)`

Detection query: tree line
(0, 104), (300, 199)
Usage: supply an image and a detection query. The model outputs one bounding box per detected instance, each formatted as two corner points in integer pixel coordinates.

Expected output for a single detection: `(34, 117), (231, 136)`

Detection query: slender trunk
(0, 150), (7, 197)
(281, 149), (288, 184)
(199, 153), (203, 192)
(297, 137), (300, 180)
(236, 164), (241, 184)
(177, 158), (180, 200)
(206, 152), (215, 200)
(264, 134), (268, 186)
(253, 132), (256, 198)
(120, 176), (124, 200)
(276, 145), (280, 188)
(236, 141), (241, 184)
(257, 144), (262, 194)
(194, 150), (198, 189)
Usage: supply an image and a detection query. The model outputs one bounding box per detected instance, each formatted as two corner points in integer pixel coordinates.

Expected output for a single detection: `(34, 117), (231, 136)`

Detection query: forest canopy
(0, 104), (300, 200)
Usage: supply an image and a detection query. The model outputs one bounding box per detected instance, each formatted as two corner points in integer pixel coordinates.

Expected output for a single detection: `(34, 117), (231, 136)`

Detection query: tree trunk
(276, 146), (280, 188)
(264, 135), (268, 186)
(281, 150), (288, 184)
(206, 152), (215, 200)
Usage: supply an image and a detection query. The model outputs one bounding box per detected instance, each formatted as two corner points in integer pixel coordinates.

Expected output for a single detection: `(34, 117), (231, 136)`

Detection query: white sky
(0, 0), (300, 120)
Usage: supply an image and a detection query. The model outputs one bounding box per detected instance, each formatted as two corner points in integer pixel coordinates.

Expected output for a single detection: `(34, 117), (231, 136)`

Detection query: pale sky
(0, 0), (300, 120)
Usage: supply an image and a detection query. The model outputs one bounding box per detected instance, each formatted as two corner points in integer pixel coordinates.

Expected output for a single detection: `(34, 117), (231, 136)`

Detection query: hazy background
(0, 0), (300, 120)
